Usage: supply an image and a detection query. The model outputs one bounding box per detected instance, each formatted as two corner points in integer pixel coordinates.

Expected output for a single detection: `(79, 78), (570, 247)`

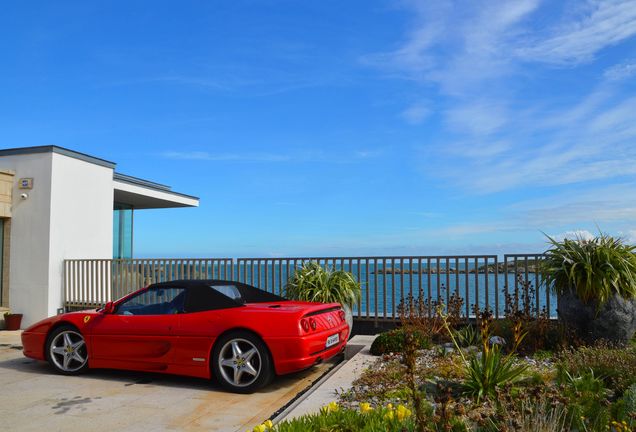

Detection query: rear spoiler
(301, 305), (342, 318)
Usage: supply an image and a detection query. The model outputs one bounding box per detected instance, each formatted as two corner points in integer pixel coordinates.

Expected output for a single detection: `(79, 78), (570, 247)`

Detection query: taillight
(338, 310), (346, 322)
(309, 318), (317, 330)
(301, 319), (310, 332)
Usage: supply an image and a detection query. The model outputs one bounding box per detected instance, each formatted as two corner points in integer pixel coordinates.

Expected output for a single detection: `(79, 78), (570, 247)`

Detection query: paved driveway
(0, 331), (336, 432)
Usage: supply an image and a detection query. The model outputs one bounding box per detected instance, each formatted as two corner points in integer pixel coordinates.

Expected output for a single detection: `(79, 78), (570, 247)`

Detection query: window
(210, 284), (242, 301)
(116, 287), (186, 315)
(113, 202), (133, 259)
(183, 285), (242, 312)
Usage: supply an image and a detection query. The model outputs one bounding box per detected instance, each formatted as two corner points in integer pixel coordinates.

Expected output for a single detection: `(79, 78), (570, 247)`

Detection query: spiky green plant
(438, 307), (527, 402)
(285, 261), (361, 308)
(463, 342), (527, 402)
(541, 232), (636, 305)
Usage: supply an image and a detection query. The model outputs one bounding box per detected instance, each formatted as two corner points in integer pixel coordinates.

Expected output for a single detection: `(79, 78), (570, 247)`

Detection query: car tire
(45, 325), (89, 375)
(211, 330), (273, 393)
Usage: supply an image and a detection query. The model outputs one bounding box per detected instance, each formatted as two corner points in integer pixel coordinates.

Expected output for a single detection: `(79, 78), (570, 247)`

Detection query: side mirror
(103, 301), (115, 314)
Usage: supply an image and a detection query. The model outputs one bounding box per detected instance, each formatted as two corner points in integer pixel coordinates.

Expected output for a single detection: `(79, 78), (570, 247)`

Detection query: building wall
(48, 153), (113, 318)
(1, 152), (54, 326)
(0, 152), (114, 326)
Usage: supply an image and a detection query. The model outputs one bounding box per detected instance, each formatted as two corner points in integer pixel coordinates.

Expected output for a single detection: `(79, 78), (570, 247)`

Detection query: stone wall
(0, 170), (13, 218)
(2, 218), (10, 308)
(0, 169), (12, 323)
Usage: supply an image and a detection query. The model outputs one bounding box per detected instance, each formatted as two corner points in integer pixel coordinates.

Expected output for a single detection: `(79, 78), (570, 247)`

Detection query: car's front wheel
(45, 325), (89, 375)
(212, 331), (273, 393)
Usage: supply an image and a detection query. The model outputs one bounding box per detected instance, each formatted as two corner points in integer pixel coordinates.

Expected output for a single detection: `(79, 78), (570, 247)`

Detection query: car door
(88, 286), (186, 372)
(172, 284), (241, 374)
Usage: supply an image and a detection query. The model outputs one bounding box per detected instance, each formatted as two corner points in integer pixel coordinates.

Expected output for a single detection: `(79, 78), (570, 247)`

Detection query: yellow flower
(384, 410), (394, 421)
(327, 402), (340, 412)
(253, 425), (266, 432)
(359, 402), (373, 413)
(263, 420), (274, 429)
(386, 403), (394, 410)
(396, 405), (412, 421)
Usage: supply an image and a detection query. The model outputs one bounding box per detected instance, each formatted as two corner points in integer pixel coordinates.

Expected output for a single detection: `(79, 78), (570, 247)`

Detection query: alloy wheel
(49, 330), (88, 373)
(217, 338), (262, 388)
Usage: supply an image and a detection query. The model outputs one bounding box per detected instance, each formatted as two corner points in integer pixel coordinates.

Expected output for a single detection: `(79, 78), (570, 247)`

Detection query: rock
(463, 345), (480, 354)
(558, 291), (636, 344)
(489, 336), (506, 346)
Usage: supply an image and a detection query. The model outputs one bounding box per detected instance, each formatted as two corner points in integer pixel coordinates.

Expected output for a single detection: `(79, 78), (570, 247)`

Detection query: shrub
(612, 383), (636, 429)
(370, 328), (431, 355)
(499, 399), (569, 432)
(396, 293), (446, 341)
(440, 309), (527, 402)
(558, 369), (612, 432)
(463, 343), (527, 401)
(272, 403), (416, 432)
(557, 344), (636, 395)
(541, 232), (636, 304)
(285, 261), (361, 309)
(453, 325), (479, 348)
(493, 318), (568, 355)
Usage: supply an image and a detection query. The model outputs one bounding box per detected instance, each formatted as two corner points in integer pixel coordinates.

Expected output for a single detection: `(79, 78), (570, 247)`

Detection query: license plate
(325, 333), (339, 348)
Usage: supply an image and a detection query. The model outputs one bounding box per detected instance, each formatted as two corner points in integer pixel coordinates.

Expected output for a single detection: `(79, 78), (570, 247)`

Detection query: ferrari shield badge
(83, 315), (91, 324)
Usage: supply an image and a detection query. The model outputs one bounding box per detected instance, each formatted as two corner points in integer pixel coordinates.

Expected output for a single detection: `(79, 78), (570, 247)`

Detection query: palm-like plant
(463, 343), (527, 401)
(541, 232), (636, 305)
(439, 307), (527, 402)
(285, 261), (361, 309)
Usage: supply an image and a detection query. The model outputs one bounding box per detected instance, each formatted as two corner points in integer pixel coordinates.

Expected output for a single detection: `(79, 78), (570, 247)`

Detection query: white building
(0, 146), (199, 327)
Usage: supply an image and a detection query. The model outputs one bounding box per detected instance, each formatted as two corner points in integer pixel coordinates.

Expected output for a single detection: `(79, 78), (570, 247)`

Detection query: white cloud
(366, 0), (636, 195)
(604, 59), (636, 80)
(444, 102), (508, 135)
(446, 140), (512, 159)
(551, 230), (595, 241)
(509, 182), (636, 226)
(518, 0), (636, 65)
(363, 0), (540, 93)
(622, 230), (636, 243)
(401, 103), (431, 124)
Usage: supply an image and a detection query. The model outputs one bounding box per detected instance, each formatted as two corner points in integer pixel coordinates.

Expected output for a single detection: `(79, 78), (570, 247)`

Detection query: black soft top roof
(149, 279), (286, 313)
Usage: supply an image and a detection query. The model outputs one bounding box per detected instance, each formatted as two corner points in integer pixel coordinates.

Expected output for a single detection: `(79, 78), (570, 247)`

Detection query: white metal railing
(64, 254), (553, 320)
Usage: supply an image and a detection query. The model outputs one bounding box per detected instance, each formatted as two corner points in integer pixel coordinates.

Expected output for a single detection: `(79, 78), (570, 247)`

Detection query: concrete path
(0, 331), (337, 432)
(276, 335), (377, 421)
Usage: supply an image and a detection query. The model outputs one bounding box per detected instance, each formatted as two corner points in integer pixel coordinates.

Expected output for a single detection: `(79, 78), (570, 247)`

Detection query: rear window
(226, 282), (286, 304)
(184, 285), (241, 313)
(211, 285), (242, 301)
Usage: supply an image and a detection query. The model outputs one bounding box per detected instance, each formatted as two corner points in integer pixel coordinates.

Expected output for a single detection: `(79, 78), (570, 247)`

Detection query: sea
(180, 260), (558, 319)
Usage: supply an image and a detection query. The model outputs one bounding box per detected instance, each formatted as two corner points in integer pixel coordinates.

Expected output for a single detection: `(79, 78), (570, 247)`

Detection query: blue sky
(2, 1), (636, 257)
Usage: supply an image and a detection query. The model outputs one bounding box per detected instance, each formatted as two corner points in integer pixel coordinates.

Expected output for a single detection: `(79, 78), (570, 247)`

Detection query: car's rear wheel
(212, 331), (273, 393)
(45, 326), (89, 375)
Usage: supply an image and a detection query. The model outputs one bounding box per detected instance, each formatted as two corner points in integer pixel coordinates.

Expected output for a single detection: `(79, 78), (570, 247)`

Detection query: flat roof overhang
(113, 173), (199, 209)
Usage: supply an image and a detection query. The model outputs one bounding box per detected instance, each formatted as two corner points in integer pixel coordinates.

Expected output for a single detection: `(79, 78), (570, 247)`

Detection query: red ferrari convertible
(21, 280), (349, 393)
